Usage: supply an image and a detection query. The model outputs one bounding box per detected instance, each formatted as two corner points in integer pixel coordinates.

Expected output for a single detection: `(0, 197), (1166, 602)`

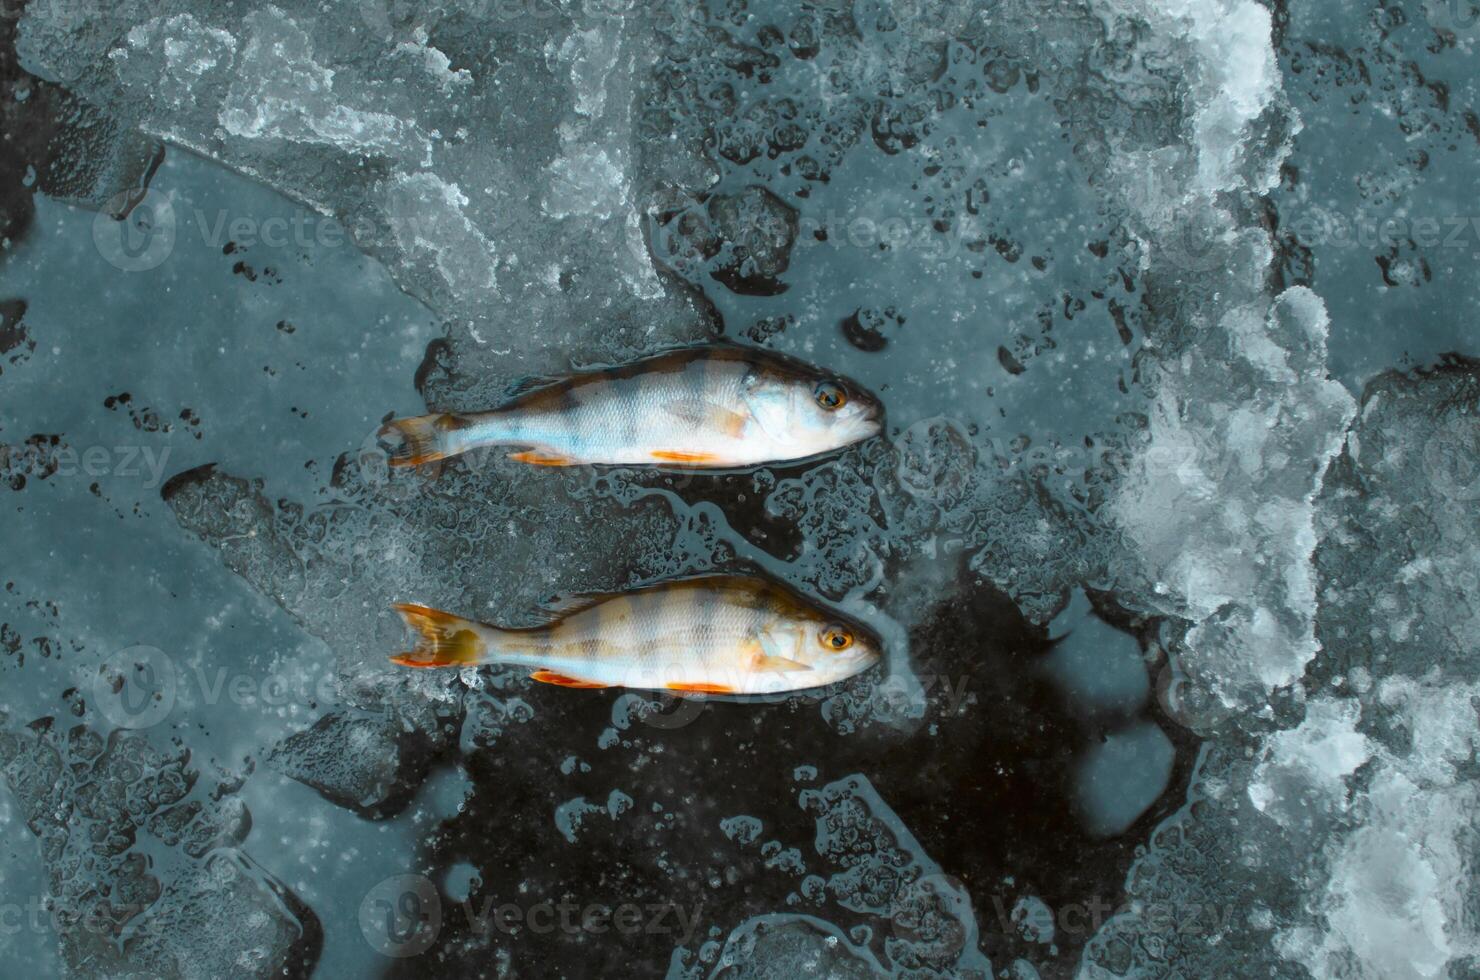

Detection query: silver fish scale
(501, 585), (792, 690)
(480, 358), (753, 463)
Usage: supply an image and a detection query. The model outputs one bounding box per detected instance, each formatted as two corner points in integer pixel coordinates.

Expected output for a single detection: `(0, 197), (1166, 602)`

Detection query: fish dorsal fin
(528, 572), (777, 625)
(662, 399), (748, 437)
(505, 374), (560, 398)
(530, 588), (619, 621)
(540, 593), (608, 616)
(535, 572), (741, 615)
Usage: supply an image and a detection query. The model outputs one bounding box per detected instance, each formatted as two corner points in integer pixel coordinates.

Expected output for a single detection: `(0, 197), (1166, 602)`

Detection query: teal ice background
(2, 0), (1479, 977)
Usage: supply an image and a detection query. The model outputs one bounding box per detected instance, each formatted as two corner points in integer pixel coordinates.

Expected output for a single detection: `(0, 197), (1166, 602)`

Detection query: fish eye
(819, 625), (854, 651)
(814, 382), (847, 411)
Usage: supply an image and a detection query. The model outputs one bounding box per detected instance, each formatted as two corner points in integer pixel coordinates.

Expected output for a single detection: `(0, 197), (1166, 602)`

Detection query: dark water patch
(376, 565), (1192, 978)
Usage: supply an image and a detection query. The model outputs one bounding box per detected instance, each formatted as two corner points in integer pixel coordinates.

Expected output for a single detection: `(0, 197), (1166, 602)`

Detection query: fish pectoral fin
(651, 449), (722, 464)
(662, 399), (749, 438)
(667, 682), (735, 695)
(509, 449), (577, 466)
(530, 670), (610, 689)
(755, 632), (808, 672)
(751, 653), (812, 673)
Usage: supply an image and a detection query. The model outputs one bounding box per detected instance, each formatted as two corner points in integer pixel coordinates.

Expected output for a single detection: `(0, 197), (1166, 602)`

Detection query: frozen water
(2, 0), (1480, 976)
(1084, 361), (1480, 979)
(1112, 286), (1356, 715)
(1072, 722), (1175, 838)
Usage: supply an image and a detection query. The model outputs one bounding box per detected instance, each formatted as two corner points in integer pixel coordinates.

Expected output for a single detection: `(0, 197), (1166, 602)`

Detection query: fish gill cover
(0, 0), (1476, 978)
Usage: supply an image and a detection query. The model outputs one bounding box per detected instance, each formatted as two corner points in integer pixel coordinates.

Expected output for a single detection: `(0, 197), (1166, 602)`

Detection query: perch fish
(378, 346), (882, 469)
(389, 575), (881, 696)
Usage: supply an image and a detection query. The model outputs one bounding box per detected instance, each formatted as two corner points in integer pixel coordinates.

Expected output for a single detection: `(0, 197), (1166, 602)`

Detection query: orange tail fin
(390, 603), (488, 668)
(378, 414), (472, 467)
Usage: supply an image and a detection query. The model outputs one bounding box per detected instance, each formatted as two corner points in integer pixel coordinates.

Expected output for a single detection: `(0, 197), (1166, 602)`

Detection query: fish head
(762, 609), (883, 685)
(743, 367), (883, 457)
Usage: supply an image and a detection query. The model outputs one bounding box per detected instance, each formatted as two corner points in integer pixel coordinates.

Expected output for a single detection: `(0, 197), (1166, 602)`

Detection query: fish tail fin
(377, 413), (474, 467)
(390, 603), (490, 668)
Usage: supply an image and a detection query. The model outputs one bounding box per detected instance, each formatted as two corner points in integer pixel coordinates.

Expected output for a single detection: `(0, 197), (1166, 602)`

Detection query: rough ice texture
(12, 0), (1471, 977)
(17, 1), (1196, 974)
(159, 455), (686, 810)
(686, 774), (992, 979)
(265, 710), (439, 819)
(0, 720), (320, 978)
(1093, 0), (1357, 721)
(1084, 361), (1480, 979)
(1291, 362), (1480, 978)
(1112, 286), (1355, 713)
(1246, 697), (1369, 828)
(19, 0), (713, 391)
(707, 914), (887, 978)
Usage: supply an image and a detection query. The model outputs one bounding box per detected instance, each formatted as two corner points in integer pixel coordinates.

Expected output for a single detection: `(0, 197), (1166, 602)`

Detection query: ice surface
(4, 0), (1480, 975)
(266, 710), (438, 819)
(20, 0), (713, 389)
(0, 722), (319, 977)
(1042, 591), (1151, 716)
(1112, 287), (1356, 715)
(1246, 697), (1369, 829)
(695, 774), (991, 979)
(1084, 361), (1480, 979)
(1271, 0), (1480, 389)
(707, 914), (887, 978)
(9, 0), (1222, 971)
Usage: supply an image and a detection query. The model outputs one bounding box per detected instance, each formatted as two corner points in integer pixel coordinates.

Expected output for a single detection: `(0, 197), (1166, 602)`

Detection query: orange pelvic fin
(531, 670), (610, 689)
(508, 450), (576, 467)
(379, 414), (469, 467)
(651, 450), (721, 464)
(390, 603), (486, 668)
(666, 681), (735, 694)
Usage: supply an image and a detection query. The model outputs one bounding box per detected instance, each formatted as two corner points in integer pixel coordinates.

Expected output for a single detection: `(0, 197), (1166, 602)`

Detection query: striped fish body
(391, 577), (881, 695)
(466, 354), (758, 466)
(379, 346), (881, 469)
